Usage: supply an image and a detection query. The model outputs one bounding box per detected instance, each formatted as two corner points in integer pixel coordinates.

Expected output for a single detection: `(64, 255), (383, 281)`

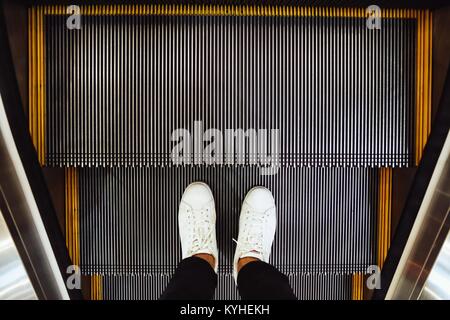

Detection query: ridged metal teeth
(45, 14), (416, 167)
(79, 166), (377, 276)
(37, 7), (426, 300)
(101, 273), (352, 300)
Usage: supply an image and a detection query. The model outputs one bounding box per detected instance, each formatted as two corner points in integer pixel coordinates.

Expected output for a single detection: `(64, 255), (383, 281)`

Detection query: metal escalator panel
(41, 9), (418, 167)
(101, 273), (353, 300)
(26, 5), (435, 300)
(76, 167), (377, 275)
(0, 209), (37, 300)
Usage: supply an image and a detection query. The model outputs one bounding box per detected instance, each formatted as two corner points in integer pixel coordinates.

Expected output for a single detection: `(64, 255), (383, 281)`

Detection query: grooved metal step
(25, 4), (435, 300)
(101, 273), (353, 300)
(78, 167), (378, 275)
(45, 14), (416, 167)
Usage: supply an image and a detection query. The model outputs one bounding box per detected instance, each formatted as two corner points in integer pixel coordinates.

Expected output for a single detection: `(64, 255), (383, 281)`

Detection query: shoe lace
(186, 207), (214, 255)
(233, 210), (265, 257)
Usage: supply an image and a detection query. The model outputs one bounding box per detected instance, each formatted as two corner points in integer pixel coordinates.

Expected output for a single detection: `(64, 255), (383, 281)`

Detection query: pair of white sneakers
(178, 182), (277, 282)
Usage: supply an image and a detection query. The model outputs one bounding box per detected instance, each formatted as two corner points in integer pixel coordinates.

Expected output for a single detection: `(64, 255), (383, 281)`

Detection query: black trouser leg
(160, 257), (217, 300)
(237, 261), (297, 300)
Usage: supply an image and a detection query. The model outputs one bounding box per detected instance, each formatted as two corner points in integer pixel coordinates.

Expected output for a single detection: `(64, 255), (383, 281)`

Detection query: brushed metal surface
(45, 14), (416, 167)
(420, 230), (450, 300)
(0, 209), (37, 300)
(0, 94), (69, 299)
(387, 131), (450, 299)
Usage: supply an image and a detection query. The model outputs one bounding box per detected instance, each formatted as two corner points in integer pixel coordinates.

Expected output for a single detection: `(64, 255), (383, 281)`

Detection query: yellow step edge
(28, 5), (432, 167)
(428, 13), (433, 137)
(40, 5), (46, 165)
(34, 4), (422, 19)
(91, 274), (103, 300)
(28, 7), (33, 150)
(28, 6), (46, 166)
(36, 6), (41, 164)
(65, 168), (79, 267)
(377, 168), (392, 269)
(352, 273), (364, 300)
(416, 10), (433, 165)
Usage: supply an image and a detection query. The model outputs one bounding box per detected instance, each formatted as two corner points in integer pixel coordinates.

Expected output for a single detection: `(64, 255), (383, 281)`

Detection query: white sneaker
(233, 186), (277, 282)
(178, 182), (218, 273)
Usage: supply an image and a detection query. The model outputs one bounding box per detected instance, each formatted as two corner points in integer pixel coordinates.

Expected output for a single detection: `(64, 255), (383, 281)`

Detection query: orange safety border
(415, 10), (433, 165)
(28, 6), (46, 165)
(65, 168), (80, 267)
(90, 274), (103, 300)
(377, 168), (392, 269)
(352, 273), (364, 300)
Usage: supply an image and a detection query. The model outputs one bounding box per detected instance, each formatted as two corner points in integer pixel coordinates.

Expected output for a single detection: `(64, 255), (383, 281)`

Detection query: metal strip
(39, 5), (423, 19)
(90, 274), (103, 300)
(42, 11), (417, 167)
(377, 168), (392, 269)
(415, 10), (433, 165)
(351, 273), (364, 300)
(28, 6), (433, 167)
(27, 3), (433, 300)
(65, 168), (79, 266)
(28, 7), (45, 166)
(77, 167), (378, 275)
(101, 273), (352, 300)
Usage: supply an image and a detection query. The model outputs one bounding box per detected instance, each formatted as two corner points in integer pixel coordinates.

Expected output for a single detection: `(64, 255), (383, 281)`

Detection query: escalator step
(101, 273), (352, 300)
(45, 14), (416, 167)
(78, 166), (378, 275)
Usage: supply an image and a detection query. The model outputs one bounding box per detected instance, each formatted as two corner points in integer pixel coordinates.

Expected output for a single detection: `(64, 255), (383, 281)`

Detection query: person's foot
(179, 182), (218, 272)
(233, 186), (277, 282)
